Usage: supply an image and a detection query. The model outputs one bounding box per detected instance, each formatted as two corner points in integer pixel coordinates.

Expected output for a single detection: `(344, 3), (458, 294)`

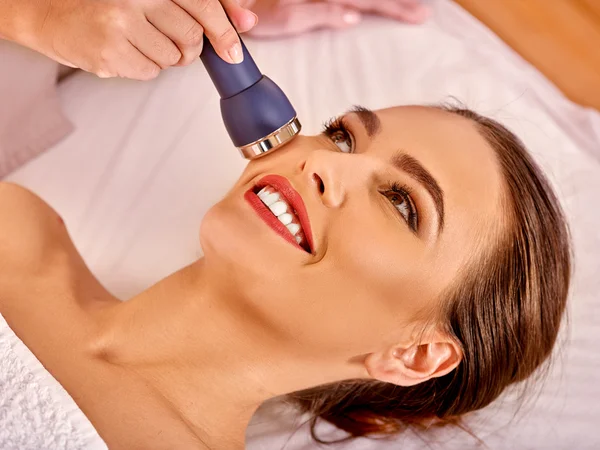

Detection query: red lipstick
(244, 174), (314, 253)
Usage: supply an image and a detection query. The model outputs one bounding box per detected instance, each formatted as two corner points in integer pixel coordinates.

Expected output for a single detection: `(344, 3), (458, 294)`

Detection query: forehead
(370, 106), (505, 264)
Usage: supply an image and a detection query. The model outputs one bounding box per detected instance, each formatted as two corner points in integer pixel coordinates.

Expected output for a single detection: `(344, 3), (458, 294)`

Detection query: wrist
(0, 0), (52, 49)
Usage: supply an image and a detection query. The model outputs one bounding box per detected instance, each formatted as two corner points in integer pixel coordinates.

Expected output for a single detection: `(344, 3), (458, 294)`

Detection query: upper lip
(253, 174), (314, 253)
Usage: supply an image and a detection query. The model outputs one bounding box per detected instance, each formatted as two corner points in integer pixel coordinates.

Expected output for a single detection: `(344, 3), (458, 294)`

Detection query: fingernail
(343, 10), (362, 25)
(249, 11), (259, 27)
(228, 43), (243, 64)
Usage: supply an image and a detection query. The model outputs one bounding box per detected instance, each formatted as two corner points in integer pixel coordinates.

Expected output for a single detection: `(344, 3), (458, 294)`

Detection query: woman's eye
(383, 186), (418, 231)
(322, 118), (354, 153)
(330, 130), (353, 153)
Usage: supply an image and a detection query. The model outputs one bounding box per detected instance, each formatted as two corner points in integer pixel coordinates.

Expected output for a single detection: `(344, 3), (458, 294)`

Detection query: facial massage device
(200, 33), (301, 160)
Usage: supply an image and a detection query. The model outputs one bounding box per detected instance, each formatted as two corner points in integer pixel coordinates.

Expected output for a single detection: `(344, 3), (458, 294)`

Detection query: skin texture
(0, 0), (258, 79)
(0, 106), (505, 449)
(0, 0), (429, 80)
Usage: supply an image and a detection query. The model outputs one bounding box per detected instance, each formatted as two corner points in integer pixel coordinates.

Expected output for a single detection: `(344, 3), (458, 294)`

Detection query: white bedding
(6, 0), (600, 448)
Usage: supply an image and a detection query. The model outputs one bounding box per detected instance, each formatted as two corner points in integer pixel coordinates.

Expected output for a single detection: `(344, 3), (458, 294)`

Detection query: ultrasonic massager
(200, 31), (301, 160)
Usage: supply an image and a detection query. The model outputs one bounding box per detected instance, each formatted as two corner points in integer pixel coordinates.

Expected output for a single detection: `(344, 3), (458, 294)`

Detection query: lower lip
(244, 191), (306, 252)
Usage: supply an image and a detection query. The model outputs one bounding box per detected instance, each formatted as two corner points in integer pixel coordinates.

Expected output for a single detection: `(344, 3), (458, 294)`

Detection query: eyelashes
(321, 116), (419, 232)
(380, 182), (418, 232)
(322, 117), (354, 153)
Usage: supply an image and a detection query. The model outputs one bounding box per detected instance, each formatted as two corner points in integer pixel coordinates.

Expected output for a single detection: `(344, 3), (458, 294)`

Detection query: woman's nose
(300, 150), (349, 208)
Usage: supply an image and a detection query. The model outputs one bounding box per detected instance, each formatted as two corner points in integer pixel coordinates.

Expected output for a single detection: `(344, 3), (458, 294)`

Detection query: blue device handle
(199, 35), (262, 99)
(199, 34), (298, 149)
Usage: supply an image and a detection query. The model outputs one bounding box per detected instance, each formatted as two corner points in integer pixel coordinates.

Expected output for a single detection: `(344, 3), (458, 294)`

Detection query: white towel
(0, 314), (107, 450)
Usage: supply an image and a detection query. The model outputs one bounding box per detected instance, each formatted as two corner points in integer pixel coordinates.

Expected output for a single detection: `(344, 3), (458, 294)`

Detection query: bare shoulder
(0, 182), (63, 219)
(0, 182), (68, 252)
(0, 182), (72, 287)
(0, 183), (117, 310)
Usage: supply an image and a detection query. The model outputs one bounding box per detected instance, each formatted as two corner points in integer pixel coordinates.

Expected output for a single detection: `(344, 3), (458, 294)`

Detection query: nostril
(313, 174), (325, 194)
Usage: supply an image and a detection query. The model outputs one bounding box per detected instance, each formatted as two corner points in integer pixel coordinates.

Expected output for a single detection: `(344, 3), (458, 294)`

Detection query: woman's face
(200, 106), (504, 361)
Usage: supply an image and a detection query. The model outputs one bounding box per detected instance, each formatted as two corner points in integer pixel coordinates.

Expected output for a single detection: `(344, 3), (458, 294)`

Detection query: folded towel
(0, 314), (107, 450)
(0, 40), (73, 179)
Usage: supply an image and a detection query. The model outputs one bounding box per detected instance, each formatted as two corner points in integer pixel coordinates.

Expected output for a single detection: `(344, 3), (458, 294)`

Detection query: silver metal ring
(238, 117), (301, 160)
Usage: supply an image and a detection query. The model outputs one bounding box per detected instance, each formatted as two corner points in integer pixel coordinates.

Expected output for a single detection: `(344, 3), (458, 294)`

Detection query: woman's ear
(365, 331), (462, 386)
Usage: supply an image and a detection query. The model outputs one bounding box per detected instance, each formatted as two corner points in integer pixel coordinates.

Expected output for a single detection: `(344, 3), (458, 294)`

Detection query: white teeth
(256, 186), (307, 248)
(287, 223), (300, 235)
(269, 201), (288, 216)
(278, 213), (293, 225)
(257, 187), (270, 200)
(263, 192), (279, 206)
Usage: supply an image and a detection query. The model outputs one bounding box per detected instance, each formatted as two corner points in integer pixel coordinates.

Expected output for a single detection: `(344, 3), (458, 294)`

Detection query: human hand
(245, 0), (431, 38)
(26, 0), (258, 80)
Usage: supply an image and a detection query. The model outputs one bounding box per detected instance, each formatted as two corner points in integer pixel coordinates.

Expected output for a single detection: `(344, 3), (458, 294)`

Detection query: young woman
(0, 105), (571, 449)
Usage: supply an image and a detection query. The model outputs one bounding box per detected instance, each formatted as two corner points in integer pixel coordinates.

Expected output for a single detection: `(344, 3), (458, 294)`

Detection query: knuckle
(97, 47), (114, 70)
(215, 27), (237, 46)
(184, 24), (204, 48)
(98, 40), (116, 59)
(101, 4), (129, 30)
(96, 39), (128, 72)
(96, 69), (114, 78)
(178, 51), (197, 66)
(140, 65), (160, 80)
(180, 36), (204, 64)
(165, 49), (182, 66)
(192, 0), (214, 14)
(154, 43), (182, 68)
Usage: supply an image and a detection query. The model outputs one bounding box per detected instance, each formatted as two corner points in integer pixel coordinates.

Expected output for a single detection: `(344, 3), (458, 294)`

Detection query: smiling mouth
(244, 176), (313, 254)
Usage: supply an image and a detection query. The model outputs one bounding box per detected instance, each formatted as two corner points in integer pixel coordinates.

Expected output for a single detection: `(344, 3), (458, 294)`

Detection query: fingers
(37, 0), (261, 80)
(173, 0), (256, 64)
(145, 2), (205, 66)
(220, 0), (258, 33)
(99, 42), (161, 81)
(127, 19), (184, 69)
(248, 2), (362, 38)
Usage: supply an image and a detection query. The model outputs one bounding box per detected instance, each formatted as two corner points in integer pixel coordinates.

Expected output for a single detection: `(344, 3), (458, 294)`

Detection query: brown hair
(288, 106), (572, 443)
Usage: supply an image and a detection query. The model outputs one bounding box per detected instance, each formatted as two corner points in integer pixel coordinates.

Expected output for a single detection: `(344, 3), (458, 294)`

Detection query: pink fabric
(0, 40), (73, 179)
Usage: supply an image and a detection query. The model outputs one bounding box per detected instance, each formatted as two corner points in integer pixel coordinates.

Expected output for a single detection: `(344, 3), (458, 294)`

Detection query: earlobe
(365, 337), (462, 387)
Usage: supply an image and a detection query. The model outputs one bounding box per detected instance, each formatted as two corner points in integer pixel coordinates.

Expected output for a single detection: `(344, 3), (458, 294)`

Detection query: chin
(199, 197), (268, 274)
(198, 200), (287, 313)
(201, 201), (241, 257)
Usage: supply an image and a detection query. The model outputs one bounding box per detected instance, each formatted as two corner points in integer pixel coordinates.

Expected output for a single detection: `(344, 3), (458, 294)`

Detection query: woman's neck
(88, 259), (348, 449)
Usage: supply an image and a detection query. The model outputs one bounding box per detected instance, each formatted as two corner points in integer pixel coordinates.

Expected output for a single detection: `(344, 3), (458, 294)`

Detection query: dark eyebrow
(347, 105), (381, 137)
(391, 152), (445, 231)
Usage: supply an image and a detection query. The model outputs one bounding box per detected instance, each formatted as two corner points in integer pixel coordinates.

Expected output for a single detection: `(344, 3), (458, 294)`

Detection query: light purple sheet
(0, 41), (72, 178)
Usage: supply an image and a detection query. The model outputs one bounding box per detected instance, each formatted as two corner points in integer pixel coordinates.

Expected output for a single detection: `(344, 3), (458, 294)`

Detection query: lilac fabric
(0, 40), (73, 179)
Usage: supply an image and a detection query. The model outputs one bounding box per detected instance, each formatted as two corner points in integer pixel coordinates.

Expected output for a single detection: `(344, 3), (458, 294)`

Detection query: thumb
(248, 3), (362, 38)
